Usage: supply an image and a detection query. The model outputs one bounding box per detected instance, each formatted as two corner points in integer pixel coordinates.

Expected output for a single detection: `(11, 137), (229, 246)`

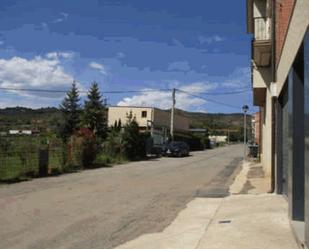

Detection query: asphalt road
(0, 144), (243, 249)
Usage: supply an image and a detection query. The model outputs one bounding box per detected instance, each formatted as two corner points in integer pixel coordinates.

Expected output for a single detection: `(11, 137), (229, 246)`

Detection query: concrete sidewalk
(115, 161), (300, 249)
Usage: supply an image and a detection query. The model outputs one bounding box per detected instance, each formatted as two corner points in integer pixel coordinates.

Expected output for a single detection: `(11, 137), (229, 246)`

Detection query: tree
(117, 118), (122, 131)
(121, 112), (145, 160)
(113, 120), (118, 129)
(59, 82), (81, 141)
(83, 82), (107, 139)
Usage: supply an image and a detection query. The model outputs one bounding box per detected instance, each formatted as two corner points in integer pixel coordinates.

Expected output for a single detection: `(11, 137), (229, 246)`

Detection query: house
(209, 135), (227, 143)
(9, 130), (33, 135)
(108, 106), (190, 145)
(247, 0), (309, 246)
(21, 130), (32, 135)
(9, 130), (20, 135)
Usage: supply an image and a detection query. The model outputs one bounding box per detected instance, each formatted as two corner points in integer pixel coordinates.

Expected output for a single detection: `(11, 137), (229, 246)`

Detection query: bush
(94, 153), (113, 166)
(81, 136), (99, 168)
(103, 130), (122, 158)
(62, 161), (81, 173)
(67, 129), (99, 169)
(121, 113), (146, 160)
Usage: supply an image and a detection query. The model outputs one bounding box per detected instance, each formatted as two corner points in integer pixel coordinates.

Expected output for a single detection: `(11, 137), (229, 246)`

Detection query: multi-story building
(108, 106), (190, 146)
(247, 0), (309, 247)
(247, 0), (273, 179)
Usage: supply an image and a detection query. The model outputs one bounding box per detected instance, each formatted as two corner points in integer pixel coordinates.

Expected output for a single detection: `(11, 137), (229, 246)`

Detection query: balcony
(252, 17), (271, 67)
(254, 17), (271, 40)
(252, 60), (271, 106)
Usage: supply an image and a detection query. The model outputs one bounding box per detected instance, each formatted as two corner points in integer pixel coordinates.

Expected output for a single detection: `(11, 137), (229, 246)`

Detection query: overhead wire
(0, 86), (254, 112)
(0, 87), (172, 94)
(177, 89), (242, 110)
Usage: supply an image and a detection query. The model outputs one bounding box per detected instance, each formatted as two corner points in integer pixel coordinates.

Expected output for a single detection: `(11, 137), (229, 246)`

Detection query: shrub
(122, 115), (146, 160)
(81, 136), (99, 168)
(67, 128), (99, 169)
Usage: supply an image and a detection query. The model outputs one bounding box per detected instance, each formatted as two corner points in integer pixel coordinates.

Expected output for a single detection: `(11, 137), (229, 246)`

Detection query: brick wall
(275, 0), (296, 65)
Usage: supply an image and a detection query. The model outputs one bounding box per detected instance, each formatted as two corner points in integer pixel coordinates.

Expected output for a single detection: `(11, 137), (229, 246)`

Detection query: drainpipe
(270, 0), (277, 194)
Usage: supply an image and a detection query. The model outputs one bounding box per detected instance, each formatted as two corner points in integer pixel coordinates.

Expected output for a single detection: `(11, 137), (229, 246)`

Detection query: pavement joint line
(194, 197), (225, 249)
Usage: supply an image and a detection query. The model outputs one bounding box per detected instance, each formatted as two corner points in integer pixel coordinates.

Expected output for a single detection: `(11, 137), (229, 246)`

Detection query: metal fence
(0, 136), (65, 182)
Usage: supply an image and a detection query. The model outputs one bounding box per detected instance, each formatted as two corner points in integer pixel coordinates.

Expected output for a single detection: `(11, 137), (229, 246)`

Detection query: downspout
(270, 0), (277, 193)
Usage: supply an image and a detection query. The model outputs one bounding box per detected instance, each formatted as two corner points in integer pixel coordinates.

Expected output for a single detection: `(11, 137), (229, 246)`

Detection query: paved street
(0, 144), (243, 249)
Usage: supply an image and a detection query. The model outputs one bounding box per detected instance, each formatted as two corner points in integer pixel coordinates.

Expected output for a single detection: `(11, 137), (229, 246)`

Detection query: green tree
(122, 112), (145, 160)
(113, 120), (118, 129)
(83, 82), (107, 139)
(59, 82), (81, 141)
(117, 118), (122, 131)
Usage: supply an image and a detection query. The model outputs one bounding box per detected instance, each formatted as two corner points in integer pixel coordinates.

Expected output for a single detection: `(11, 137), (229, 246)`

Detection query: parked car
(164, 141), (190, 157)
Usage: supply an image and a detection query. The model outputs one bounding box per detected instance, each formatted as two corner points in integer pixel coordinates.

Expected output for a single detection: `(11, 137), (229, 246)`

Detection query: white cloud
(179, 82), (217, 93)
(61, 12), (69, 19)
(222, 67), (251, 89)
(117, 82), (217, 111)
(0, 55), (74, 98)
(0, 95), (56, 109)
(89, 62), (108, 75)
(52, 12), (69, 24)
(41, 22), (48, 29)
(167, 61), (191, 72)
(198, 35), (225, 45)
(116, 52), (125, 58)
(46, 51), (74, 60)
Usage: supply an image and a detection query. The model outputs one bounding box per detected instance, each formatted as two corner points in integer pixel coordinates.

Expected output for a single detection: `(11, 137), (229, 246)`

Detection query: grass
(0, 136), (132, 183)
(0, 136), (62, 182)
(0, 152), (39, 182)
(94, 153), (127, 167)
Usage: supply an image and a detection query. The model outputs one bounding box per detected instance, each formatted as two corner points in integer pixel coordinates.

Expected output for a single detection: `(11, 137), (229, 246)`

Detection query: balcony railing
(254, 17), (271, 41)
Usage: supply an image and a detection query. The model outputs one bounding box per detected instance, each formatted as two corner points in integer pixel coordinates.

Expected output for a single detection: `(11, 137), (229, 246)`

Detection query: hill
(0, 107), (249, 135)
(0, 107), (61, 132)
(174, 109), (248, 133)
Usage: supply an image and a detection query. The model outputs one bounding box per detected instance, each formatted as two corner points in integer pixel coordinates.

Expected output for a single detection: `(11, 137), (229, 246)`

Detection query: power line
(197, 88), (251, 95)
(0, 87), (172, 94)
(177, 89), (242, 110)
(0, 87), (69, 93)
(0, 86), (254, 113)
(0, 86), (251, 96)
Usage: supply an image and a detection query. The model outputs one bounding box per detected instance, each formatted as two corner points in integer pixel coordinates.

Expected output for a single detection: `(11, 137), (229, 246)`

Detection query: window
(141, 111), (147, 118)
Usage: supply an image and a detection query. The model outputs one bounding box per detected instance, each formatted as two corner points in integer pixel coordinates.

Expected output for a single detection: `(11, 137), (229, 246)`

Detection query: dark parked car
(165, 141), (190, 157)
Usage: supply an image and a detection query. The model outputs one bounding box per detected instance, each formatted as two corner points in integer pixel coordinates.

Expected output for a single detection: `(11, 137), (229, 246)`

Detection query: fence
(0, 136), (65, 182)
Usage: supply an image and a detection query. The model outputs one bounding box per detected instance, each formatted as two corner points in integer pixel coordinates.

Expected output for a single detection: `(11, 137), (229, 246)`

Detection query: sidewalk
(115, 161), (300, 249)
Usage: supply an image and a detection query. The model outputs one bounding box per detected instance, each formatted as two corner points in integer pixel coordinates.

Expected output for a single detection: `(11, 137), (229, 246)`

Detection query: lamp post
(242, 105), (249, 160)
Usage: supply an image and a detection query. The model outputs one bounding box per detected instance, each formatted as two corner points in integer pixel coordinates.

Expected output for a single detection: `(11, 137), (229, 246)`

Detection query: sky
(0, 0), (256, 113)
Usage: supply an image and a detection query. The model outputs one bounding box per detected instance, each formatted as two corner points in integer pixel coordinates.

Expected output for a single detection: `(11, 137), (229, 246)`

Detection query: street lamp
(242, 105), (249, 160)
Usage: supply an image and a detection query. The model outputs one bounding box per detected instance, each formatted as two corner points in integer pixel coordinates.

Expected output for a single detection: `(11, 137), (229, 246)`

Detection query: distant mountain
(0, 107), (249, 134)
(174, 109), (248, 131)
(0, 107), (59, 116)
(0, 107), (61, 131)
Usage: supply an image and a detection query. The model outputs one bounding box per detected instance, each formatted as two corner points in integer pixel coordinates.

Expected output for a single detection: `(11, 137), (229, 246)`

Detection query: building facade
(247, 0), (309, 247)
(252, 112), (261, 146)
(108, 106), (190, 146)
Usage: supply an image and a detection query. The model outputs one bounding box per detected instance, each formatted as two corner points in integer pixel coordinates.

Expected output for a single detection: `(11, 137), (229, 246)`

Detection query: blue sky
(0, 0), (256, 113)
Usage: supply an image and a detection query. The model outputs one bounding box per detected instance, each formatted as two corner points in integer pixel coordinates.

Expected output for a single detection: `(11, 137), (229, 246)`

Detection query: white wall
(108, 106), (153, 127)
(277, 0), (309, 96)
(261, 88), (272, 177)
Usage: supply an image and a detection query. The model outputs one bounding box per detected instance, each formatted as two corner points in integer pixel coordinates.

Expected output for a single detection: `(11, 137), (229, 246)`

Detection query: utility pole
(227, 129), (230, 145)
(242, 105), (249, 160)
(170, 88), (176, 141)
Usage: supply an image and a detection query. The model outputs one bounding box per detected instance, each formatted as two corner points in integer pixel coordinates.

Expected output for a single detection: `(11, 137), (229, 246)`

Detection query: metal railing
(254, 17), (271, 41)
